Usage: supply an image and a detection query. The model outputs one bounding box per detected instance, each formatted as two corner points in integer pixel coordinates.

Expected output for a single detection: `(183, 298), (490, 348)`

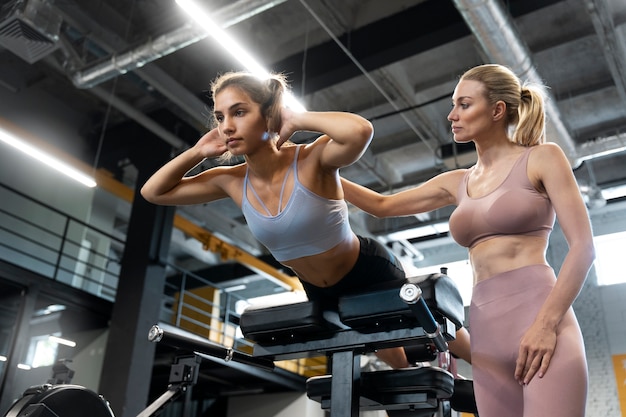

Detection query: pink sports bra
(448, 147), (555, 249)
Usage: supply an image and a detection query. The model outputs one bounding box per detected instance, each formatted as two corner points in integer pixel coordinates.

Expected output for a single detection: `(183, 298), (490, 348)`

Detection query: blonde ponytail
(513, 85), (545, 146)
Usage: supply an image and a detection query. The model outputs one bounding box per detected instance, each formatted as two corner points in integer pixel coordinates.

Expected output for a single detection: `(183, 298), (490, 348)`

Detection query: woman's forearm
(291, 111), (373, 146)
(536, 241), (595, 330)
(341, 177), (387, 216)
(140, 147), (205, 203)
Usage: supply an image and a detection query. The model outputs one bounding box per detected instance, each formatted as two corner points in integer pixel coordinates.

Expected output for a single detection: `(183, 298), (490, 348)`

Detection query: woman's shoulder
(205, 163), (248, 203)
(211, 160), (247, 173)
(204, 162), (247, 185)
(526, 143), (570, 170)
(440, 168), (470, 181)
(301, 135), (331, 151)
(292, 136), (329, 162)
(526, 143), (571, 183)
(528, 142), (565, 158)
(425, 169), (468, 200)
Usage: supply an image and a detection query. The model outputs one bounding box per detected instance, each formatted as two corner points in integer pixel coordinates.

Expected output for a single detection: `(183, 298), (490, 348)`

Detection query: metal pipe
(72, 0), (289, 89)
(452, 0), (581, 167)
(89, 86), (187, 149)
(148, 324), (275, 371)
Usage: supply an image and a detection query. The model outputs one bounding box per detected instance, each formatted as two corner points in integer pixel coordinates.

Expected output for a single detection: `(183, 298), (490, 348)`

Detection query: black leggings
(300, 236), (405, 307)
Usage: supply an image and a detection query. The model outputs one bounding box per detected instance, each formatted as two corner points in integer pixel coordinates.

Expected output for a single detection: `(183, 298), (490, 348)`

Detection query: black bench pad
(338, 273), (464, 332)
(307, 367), (454, 411)
(239, 300), (340, 345)
(450, 379), (478, 413)
(239, 273), (464, 346)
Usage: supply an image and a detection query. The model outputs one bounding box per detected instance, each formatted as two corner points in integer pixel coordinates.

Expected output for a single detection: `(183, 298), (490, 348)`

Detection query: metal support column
(0, 284), (39, 415)
(98, 161), (174, 417)
(330, 350), (361, 417)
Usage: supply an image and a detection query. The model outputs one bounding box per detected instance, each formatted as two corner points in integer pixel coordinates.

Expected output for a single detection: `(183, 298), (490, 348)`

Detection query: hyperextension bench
(238, 271), (477, 417)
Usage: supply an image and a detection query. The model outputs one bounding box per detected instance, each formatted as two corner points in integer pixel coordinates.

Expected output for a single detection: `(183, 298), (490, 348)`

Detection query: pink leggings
(469, 264), (587, 417)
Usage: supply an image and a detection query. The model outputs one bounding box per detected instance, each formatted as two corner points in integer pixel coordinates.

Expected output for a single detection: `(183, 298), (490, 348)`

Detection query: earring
(261, 131), (271, 141)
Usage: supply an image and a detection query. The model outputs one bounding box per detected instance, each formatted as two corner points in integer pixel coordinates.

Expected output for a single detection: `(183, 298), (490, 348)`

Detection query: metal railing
(162, 262), (252, 352)
(0, 183), (123, 301)
(0, 182), (326, 377)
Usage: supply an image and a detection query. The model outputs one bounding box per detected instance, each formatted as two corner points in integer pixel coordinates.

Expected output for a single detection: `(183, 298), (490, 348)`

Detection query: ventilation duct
(452, 0), (581, 167)
(0, 0), (62, 64)
(71, 0), (290, 89)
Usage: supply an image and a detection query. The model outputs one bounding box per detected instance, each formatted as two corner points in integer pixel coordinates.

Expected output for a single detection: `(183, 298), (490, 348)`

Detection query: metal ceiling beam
(298, 0), (435, 188)
(273, 0), (561, 95)
(583, 0), (626, 106)
(276, 0), (470, 95)
(452, 0), (581, 167)
(88, 85), (187, 149)
(70, 0), (289, 89)
(53, 1), (210, 133)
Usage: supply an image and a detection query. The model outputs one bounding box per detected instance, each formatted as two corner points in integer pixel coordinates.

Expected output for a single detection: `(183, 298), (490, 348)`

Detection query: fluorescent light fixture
(243, 290), (308, 312)
(385, 222), (450, 242)
(223, 284), (247, 293)
(0, 127), (96, 188)
(17, 363), (31, 370)
(41, 304), (67, 315)
(0, 355), (6, 361)
(49, 335), (77, 348)
(602, 184), (626, 200)
(175, 0), (306, 112)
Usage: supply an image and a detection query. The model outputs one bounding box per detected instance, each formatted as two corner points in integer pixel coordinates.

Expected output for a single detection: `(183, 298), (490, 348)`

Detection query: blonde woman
(341, 64), (594, 417)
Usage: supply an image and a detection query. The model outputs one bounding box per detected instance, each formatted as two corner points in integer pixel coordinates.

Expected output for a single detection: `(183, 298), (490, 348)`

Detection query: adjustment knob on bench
(399, 283), (422, 303)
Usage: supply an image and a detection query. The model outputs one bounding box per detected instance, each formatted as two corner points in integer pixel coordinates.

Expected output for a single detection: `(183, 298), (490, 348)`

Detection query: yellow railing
(169, 279), (326, 378)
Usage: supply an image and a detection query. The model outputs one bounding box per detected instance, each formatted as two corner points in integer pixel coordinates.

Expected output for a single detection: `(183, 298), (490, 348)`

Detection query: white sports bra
(241, 146), (352, 262)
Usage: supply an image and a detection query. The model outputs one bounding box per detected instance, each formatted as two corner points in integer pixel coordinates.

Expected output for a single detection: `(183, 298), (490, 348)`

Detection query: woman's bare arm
(278, 109), (373, 169)
(340, 170), (465, 217)
(514, 143), (595, 384)
(141, 129), (231, 206)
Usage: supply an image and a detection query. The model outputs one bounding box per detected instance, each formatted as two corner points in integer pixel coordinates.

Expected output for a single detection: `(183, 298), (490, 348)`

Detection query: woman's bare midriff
(469, 235), (550, 284)
(281, 234), (361, 287)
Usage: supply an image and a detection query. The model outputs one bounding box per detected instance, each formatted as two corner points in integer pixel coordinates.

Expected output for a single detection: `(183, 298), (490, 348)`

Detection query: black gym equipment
(4, 384), (116, 417)
(4, 355), (205, 417)
(4, 272), (479, 417)
(237, 272), (478, 417)
(4, 359), (115, 417)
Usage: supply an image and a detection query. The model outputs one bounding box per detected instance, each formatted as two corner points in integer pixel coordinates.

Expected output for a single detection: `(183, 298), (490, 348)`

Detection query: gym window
(594, 231), (626, 286)
(26, 335), (58, 369)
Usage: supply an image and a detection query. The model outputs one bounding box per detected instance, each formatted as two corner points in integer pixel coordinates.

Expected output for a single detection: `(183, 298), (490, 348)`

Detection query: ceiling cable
(298, 0), (435, 153)
(91, 0), (139, 180)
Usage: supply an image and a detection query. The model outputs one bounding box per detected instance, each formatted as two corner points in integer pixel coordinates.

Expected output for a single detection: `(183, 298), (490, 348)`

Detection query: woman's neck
(245, 145), (292, 181)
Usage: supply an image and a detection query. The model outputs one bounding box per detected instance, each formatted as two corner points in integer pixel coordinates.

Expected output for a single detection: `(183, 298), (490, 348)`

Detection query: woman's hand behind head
(276, 106), (298, 150)
(196, 128), (228, 158)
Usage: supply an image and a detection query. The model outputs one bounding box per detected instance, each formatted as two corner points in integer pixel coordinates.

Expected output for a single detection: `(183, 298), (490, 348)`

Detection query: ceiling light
(35, 304), (67, 317)
(384, 222), (450, 241)
(0, 126), (96, 188)
(49, 335), (77, 348)
(602, 184), (626, 200)
(244, 290), (308, 311)
(175, 0), (306, 112)
(223, 284), (247, 293)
